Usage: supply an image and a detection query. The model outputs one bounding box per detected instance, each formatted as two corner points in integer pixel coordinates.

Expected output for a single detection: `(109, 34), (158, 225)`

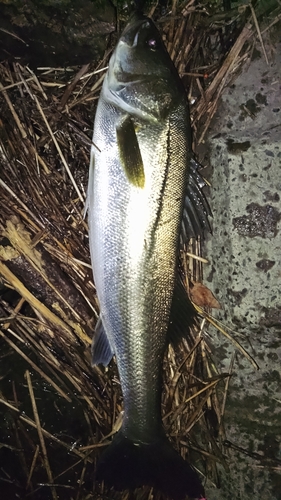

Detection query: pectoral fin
(91, 316), (114, 366)
(116, 115), (145, 188)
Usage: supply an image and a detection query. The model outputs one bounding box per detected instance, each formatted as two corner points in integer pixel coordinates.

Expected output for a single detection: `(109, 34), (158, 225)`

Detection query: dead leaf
(190, 282), (221, 309)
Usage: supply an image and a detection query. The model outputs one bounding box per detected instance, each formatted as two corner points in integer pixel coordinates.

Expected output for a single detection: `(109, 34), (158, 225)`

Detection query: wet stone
(265, 149), (275, 157)
(226, 138), (251, 154)
(263, 191), (280, 203)
(245, 98), (261, 114)
(256, 259), (275, 272)
(255, 92), (267, 105)
(232, 203), (281, 238)
(260, 307), (281, 328)
(226, 287), (248, 306)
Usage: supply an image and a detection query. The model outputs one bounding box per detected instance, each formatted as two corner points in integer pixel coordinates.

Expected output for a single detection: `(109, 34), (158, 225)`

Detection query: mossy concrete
(205, 41), (281, 500)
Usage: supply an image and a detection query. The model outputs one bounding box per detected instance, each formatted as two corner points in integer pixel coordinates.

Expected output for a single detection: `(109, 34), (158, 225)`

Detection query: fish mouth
(108, 13), (166, 87)
(112, 72), (156, 86)
(120, 13), (149, 48)
(109, 45), (157, 86)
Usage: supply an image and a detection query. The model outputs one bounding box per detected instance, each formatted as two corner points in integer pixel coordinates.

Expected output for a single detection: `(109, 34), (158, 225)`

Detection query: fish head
(103, 13), (185, 122)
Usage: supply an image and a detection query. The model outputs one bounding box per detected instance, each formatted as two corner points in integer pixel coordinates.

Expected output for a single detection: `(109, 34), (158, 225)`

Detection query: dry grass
(0, 0), (278, 498)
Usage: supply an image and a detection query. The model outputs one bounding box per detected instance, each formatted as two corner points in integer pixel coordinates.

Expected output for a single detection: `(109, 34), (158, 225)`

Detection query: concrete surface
(204, 41), (281, 499)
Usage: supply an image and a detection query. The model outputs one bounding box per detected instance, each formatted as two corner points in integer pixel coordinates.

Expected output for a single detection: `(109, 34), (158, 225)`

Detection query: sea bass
(88, 12), (208, 500)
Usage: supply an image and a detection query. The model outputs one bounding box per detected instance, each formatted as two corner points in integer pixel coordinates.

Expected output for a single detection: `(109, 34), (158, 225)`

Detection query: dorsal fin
(181, 157), (212, 242)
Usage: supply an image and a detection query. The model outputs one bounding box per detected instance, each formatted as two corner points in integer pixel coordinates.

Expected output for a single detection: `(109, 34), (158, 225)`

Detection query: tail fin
(96, 431), (206, 500)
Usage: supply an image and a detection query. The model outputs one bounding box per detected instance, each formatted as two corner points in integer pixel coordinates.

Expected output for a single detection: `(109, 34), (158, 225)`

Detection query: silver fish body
(88, 13), (206, 500)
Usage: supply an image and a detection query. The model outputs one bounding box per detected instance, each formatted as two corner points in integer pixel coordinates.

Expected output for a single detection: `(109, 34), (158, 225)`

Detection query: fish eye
(147, 38), (157, 50)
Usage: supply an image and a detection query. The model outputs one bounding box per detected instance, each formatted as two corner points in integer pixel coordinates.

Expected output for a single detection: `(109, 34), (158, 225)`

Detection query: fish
(87, 11), (209, 500)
